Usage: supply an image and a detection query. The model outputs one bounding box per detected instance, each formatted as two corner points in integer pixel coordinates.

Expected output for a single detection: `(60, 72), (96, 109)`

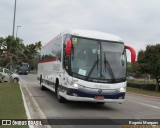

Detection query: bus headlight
(66, 77), (80, 88)
(119, 87), (126, 92)
(73, 83), (79, 88)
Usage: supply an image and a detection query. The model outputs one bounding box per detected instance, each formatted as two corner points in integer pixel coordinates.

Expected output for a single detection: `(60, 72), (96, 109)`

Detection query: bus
(37, 29), (136, 104)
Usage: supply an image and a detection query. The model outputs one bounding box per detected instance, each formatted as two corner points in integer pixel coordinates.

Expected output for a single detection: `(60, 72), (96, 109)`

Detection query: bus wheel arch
(55, 78), (66, 103)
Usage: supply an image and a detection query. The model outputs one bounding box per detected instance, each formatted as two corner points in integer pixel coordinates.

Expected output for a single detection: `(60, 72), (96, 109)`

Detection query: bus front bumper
(59, 87), (125, 103)
(61, 93), (124, 103)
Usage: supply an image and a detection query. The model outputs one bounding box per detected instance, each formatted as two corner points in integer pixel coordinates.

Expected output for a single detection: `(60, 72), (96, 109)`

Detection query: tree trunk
(10, 58), (12, 70)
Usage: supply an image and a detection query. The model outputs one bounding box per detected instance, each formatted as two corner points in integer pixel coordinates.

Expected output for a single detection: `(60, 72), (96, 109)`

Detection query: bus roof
(43, 29), (123, 48)
(63, 29), (123, 42)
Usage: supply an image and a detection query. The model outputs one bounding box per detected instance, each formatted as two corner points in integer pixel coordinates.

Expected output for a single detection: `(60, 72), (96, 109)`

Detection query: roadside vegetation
(0, 82), (26, 119)
(127, 87), (160, 97)
(128, 79), (156, 85)
(127, 44), (160, 92)
(0, 36), (42, 71)
(0, 82), (28, 128)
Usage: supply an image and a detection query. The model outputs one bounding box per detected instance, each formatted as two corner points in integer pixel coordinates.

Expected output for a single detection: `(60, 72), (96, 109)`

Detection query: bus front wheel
(56, 84), (66, 103)
(40, 75), (45, 90)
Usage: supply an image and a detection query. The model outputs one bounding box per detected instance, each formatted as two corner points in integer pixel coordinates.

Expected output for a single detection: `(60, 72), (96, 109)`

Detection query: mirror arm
(125, 45), (136, 63)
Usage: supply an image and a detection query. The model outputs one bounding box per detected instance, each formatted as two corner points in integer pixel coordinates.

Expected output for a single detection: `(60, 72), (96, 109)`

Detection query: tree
(22, 41), (42, 70)
(0, 35), (42, 72)
(0, 37), (6, 67)
(137, 44), (160, 91)
(127, 62), (141, 76)
(0, 36), (25, 69)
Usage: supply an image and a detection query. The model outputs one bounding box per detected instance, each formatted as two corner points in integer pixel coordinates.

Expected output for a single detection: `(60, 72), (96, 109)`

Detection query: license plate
(95, 96), (104, 100)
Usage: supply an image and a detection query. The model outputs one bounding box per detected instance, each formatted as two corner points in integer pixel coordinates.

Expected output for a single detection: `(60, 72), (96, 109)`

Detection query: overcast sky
(0, 0), (160, 57)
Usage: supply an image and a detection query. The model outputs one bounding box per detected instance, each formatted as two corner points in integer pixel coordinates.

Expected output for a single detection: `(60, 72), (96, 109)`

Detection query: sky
(0, 0), (160, 60)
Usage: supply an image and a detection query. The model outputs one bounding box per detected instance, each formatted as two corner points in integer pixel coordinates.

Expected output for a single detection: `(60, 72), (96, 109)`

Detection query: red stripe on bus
(38, 58), (56, 63)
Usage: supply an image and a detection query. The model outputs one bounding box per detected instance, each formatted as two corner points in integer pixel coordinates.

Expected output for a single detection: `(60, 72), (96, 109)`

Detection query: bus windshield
(71, 37), (126, 83)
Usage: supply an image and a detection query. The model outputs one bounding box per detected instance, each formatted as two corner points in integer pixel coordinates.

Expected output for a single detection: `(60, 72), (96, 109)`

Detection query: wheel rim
(13, 78), (18, 82)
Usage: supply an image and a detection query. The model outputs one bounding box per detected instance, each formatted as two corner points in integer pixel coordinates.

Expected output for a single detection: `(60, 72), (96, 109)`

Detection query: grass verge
(0, 82), (28, 128)
(127, 87), (160, 97)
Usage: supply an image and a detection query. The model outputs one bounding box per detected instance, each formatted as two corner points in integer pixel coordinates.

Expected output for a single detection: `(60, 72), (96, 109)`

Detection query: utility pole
(12, 0), (17, 37)
(9, 0), (17, 82)
(10, 0), (17, 71)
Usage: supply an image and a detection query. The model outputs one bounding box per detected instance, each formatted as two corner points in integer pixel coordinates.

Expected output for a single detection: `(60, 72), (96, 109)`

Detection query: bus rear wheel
(40, 76), (45, 90)
(40, 84), (46, 90)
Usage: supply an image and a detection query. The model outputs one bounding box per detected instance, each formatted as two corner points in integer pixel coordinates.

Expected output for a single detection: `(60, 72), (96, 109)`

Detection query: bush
(127, 83), (141, 88)
(141, 84), (156, 91)
(127, 83), (158, 91)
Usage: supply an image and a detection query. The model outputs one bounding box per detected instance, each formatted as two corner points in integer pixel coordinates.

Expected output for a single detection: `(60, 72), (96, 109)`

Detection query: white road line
(139, 103), (160, 109)
(20, 82), (34, 128)
(20, 79), (52, 128)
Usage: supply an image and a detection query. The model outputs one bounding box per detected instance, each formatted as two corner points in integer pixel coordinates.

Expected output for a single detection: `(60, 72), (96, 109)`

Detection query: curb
(20, 83), (34, 128)
(127, 92), (160, 100)
(19, 80), (52, 128)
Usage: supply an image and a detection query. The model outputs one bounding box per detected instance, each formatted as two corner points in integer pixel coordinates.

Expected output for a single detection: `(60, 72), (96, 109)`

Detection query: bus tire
(40, 75), (45, 90)
(41, 84), (46, 90)
(56, 82), (66, 103)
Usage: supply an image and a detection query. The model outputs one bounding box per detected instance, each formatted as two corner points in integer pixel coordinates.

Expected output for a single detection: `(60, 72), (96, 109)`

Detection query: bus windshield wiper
(104, 53), (115, 81)
(86, 59), (99, 80)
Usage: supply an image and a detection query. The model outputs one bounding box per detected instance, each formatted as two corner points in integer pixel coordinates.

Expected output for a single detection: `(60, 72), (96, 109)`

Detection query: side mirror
(65, 38), (72, 55)
(125, 45), (136, 63)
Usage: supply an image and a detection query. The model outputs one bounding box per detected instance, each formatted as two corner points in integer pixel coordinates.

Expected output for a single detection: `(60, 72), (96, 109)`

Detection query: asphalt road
(20, 74), (160, 128)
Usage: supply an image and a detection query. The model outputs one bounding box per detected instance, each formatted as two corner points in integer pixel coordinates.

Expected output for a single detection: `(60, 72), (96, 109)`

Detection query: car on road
(18, 67), (29, 75)
(127, 76), (135, 80)
(0, 67), (19, 82)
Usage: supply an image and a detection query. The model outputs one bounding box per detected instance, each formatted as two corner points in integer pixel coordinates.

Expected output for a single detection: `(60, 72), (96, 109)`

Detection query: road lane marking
(139, 103), (160, 109)
(19, 82), (34, 128)
(20, 79), (52, 128)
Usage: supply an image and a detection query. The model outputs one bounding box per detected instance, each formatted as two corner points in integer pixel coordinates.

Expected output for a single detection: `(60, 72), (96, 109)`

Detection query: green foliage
(127, 62), (141, 75)
(41, 54), (54, 60)
(137, 44), (160, 91)
(137, 44), (160, 77)
(0, 35), (42, 70)
(0, 83), (27, 119)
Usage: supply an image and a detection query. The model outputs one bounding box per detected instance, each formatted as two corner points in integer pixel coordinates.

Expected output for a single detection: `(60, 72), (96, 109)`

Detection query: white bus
(37, 29), (136, 104)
